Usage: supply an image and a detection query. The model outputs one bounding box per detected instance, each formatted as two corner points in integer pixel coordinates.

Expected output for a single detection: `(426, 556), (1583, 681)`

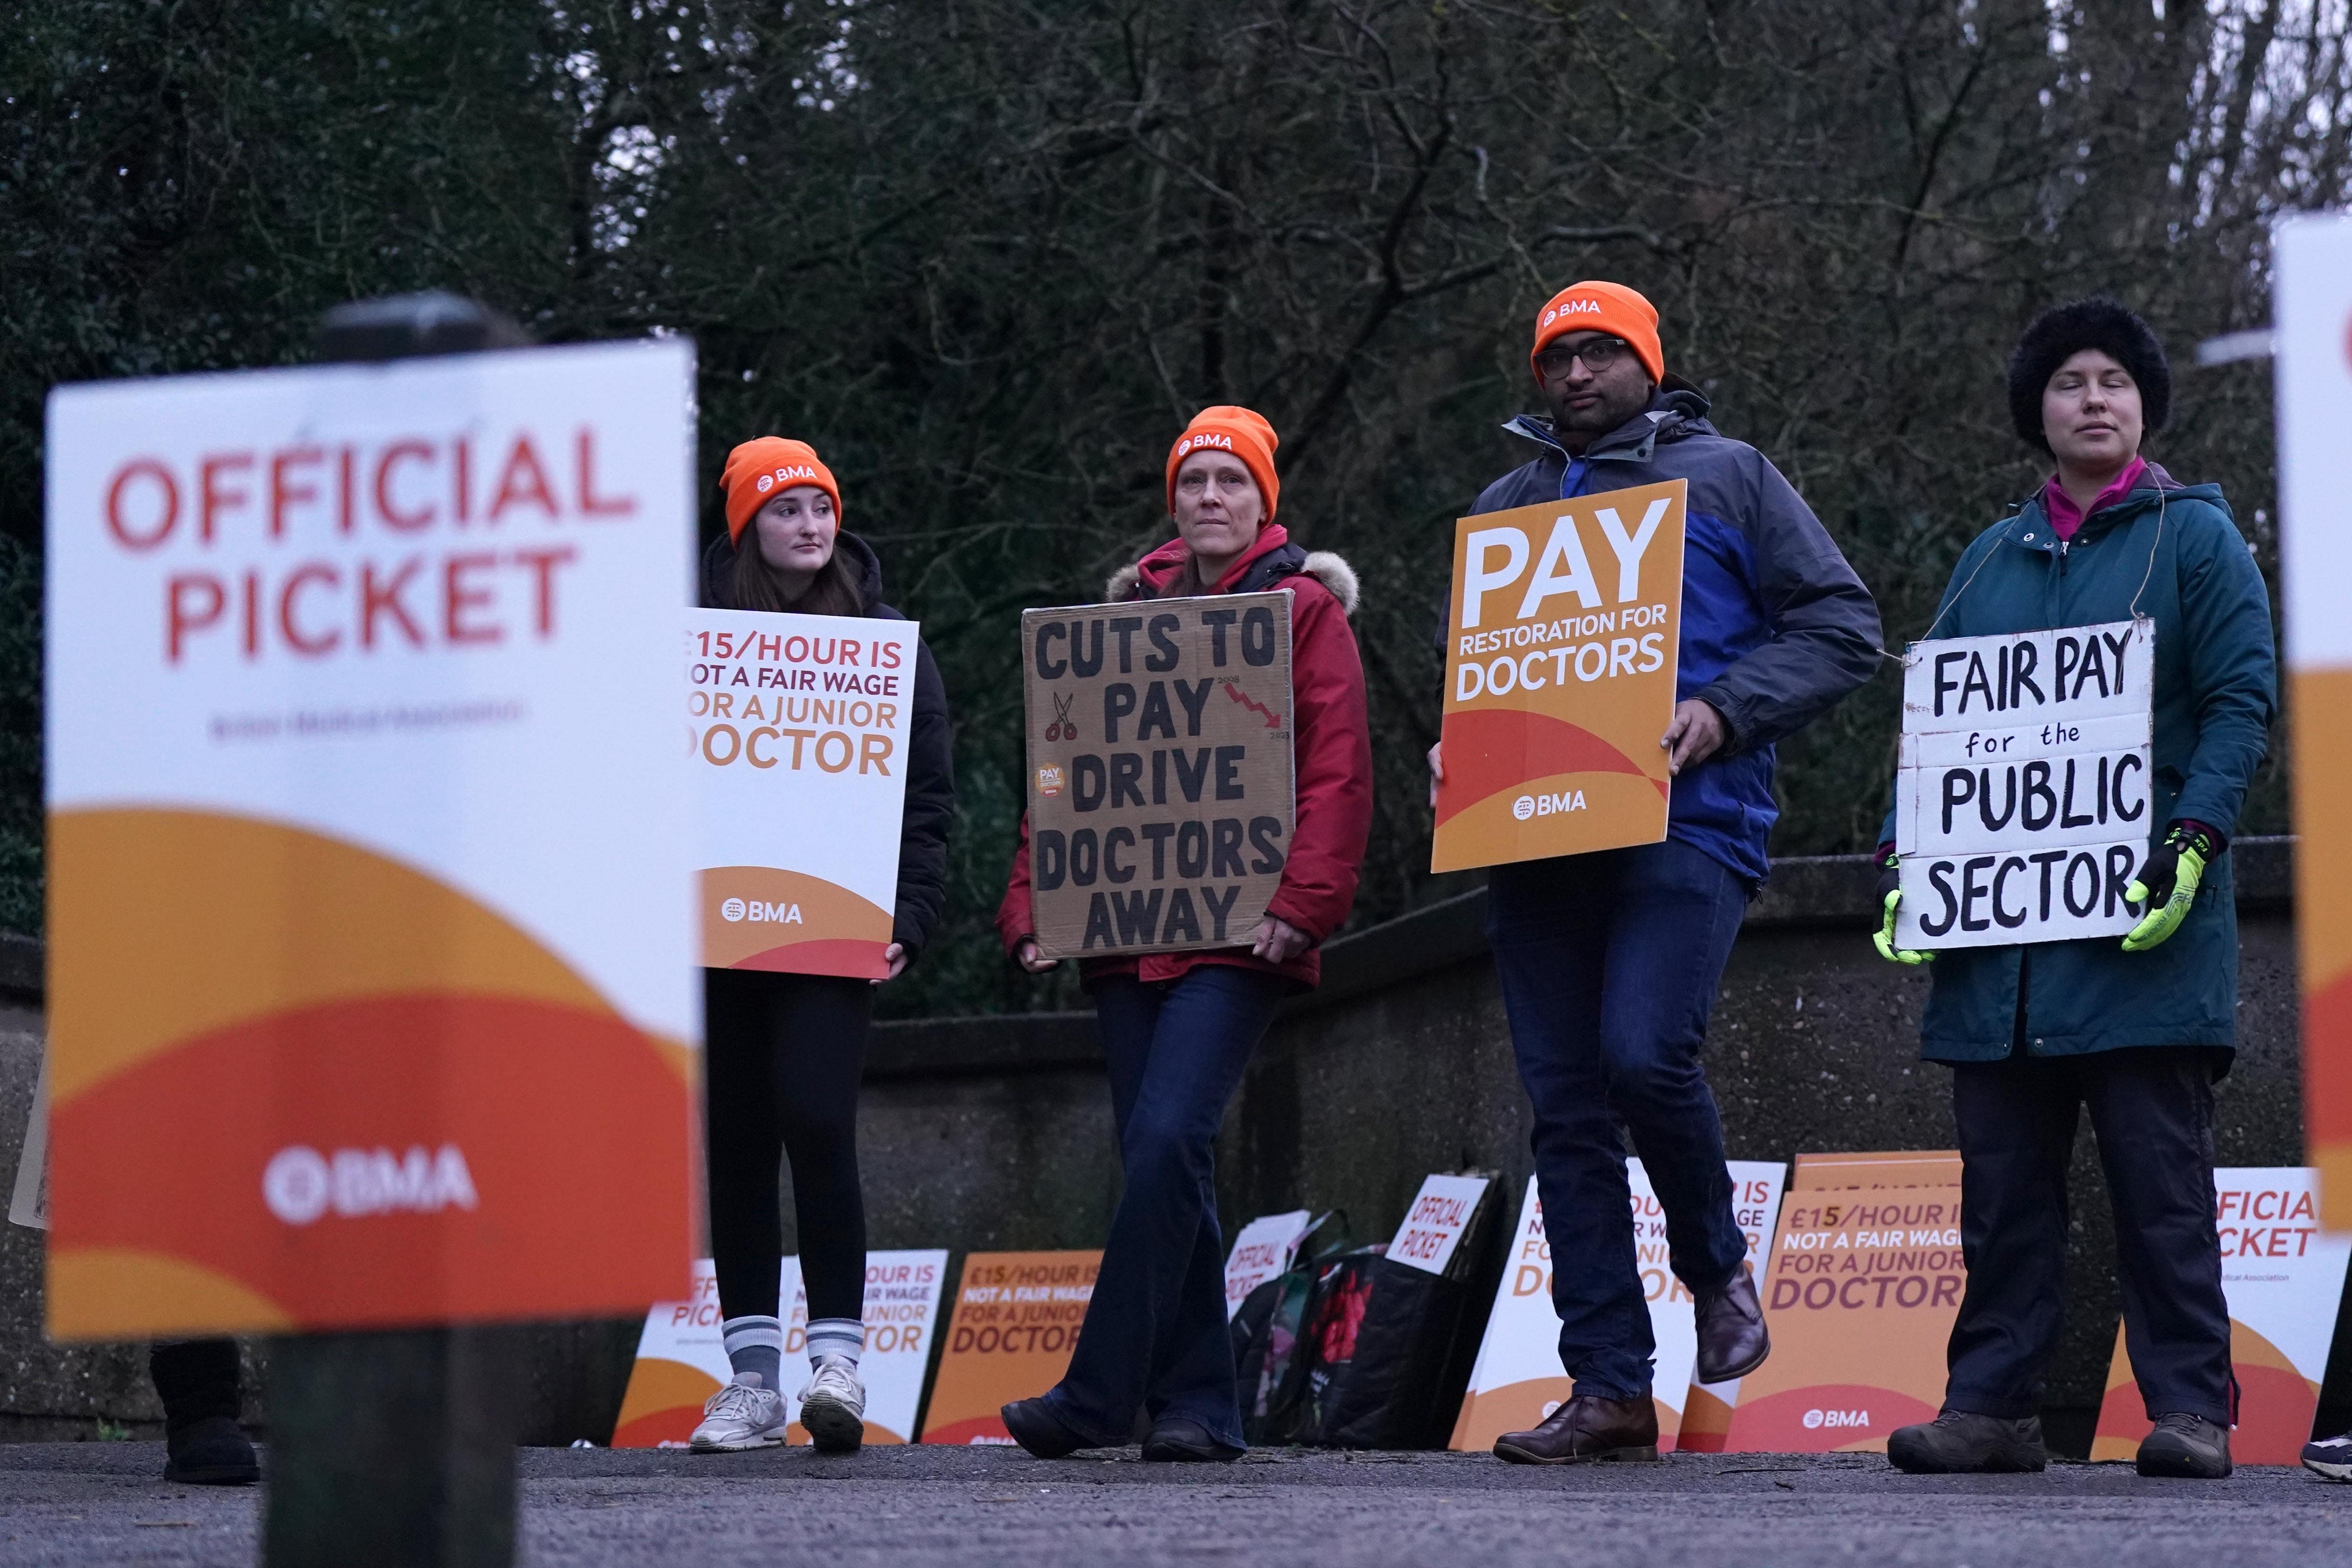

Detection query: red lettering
(375, 441), (436, 531)
(488, 434), (559, 520)
(270, 447), (322, 538)
(576, 428), (634, 516)
(279, 563), (342, 656)
(107, 459), (179, 549)
(443, 552), (502, 645)
(167, 574), (225, 661)
(201, 452), (253, 542)
(362, 559), (426, 648)
(512, 546), (575, 637)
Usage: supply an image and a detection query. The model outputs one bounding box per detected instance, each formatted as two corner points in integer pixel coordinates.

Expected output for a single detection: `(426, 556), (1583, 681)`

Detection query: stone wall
(5, 841), (2344, 1451)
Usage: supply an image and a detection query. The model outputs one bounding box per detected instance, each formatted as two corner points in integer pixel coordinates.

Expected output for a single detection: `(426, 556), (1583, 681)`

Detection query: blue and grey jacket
(1470, 389), (1882, 882)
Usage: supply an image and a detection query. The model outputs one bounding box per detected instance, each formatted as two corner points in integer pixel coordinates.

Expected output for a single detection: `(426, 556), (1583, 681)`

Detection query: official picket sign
(1224, 1209), (1312, 1320)
(1432, 480), (1686, 872)
(689, 608), (917, 979)
(42, 341), (697, 1337)
(1893, 618), (2154, 950)
(1021, 593), (1294, 959)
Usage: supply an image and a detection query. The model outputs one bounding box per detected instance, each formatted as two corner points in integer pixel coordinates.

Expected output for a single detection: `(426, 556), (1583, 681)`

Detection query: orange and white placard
(610, 1251), (948, 1448)
(2090, 1167), (2351, 1463)
(2277, 214), (2352, 1227)
(689, 609), (916, 979)
(1432, 480), (1686, 872)
(919, 1251), (1100, 1445)
(42, 341), (696, 1337)
(1450, 1160), (1783, 1454)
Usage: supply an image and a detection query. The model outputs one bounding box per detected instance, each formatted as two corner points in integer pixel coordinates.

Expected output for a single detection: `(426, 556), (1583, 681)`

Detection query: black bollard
(263, 291), (535, 1568)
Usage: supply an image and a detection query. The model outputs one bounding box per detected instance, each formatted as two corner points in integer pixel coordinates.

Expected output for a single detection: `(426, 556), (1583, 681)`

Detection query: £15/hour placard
(1020, 593), (1294, 960)
(688, 609), (917, 980)
(1894, 618), (2154, 951)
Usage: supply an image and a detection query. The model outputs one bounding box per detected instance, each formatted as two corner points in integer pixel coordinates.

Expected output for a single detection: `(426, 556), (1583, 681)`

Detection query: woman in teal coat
(1874, 299), (2276, 1480)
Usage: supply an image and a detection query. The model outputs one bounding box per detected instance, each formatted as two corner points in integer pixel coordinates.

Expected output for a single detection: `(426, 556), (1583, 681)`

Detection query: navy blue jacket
(1472, 391), (1882, 883)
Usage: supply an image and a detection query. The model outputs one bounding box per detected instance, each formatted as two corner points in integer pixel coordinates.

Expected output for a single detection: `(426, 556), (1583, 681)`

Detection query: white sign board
(1388, 1174), (1491, 1276)
(42, 342), (697, 1336)
(1450, 1161), (1784, 1453)
(688, 608), (917, 979)
(1223, 1209), (1311, 1319)
(612, 1251), (948, 1447)
(1895, 619), (2154, 949)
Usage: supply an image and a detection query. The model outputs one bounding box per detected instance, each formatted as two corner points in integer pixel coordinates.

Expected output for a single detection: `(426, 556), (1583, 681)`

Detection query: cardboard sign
(1388, 1174), (1492, 1277)
(1450, 1161), (1784, 1454)
(1020, 594), (1294, 959)
(919, 1250), (1101, 1444)
(1225, 1209), (1312, 1319)
(42, 342), (697, 1337)
(689, 608), (917, 979)
(1431, 480), (1686, 872)
(1722, 1178), (1965, 1452)
(2090, 1167), (2352, 1463)
(609, 1251), (948, 1448)
(2277, 214), (2352, 1228)
(1894, 620), (2155, 950)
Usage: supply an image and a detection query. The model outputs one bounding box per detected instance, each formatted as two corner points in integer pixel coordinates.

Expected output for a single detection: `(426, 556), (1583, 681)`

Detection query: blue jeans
(1041, 965), (1286, 1450)
(1489, 837), (1752, 1401)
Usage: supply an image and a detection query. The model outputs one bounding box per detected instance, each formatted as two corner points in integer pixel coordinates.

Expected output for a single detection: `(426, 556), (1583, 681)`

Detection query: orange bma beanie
(1530, 281), (1665, 385)
(720, 437), (841, 545)
(1165, 406), (1280, 521)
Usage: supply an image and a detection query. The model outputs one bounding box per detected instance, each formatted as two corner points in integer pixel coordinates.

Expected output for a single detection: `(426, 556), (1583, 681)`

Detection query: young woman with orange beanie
(993, 407), (1373, 1461)
(687, 438), (954, 1456)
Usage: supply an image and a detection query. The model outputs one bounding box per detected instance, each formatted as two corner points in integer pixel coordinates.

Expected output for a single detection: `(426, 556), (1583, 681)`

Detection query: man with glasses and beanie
(1429, 280), (1882, 1464)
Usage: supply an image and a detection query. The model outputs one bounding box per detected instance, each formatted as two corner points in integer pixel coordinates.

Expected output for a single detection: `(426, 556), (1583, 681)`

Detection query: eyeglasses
(1535, 337), (1632, 379)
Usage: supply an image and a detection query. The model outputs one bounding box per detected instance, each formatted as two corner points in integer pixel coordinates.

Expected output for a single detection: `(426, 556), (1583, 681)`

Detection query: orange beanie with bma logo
(1165, 406), (1280, 520)
(1530, 280), (1665, 385)
(720, 437), (841, 544)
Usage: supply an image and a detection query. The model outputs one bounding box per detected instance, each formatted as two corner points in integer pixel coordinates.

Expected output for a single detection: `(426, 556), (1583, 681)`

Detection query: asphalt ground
(2, 1441), (2348, 1567)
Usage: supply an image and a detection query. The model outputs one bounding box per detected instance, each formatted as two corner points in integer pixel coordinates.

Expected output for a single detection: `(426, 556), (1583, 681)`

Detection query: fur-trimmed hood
(1104, 526), (1360, 615)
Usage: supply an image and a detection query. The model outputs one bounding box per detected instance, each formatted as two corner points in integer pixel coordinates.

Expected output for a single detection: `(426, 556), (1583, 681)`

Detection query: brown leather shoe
(1693, 1266), (1769, 1384)
(1493, 1393), (1660, 1465)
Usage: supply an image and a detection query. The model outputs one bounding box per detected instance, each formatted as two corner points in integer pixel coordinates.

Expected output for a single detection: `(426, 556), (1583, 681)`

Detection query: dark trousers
(1043, 965), (1287, 1450)
(704, 969), (872, 1325)
(1489, 837), (1752, 1401)
(150, 1339), (241, 1433)
(1946, 1045), (2232, 1425)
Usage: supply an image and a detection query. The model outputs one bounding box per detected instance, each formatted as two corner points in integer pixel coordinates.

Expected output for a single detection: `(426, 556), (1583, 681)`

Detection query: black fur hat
(2006, 296), (2171, 451)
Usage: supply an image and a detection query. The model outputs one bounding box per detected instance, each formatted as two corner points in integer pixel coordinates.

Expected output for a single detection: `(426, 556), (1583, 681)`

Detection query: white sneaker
(688, 1372), (787, 1452)
(2303, 1432), (2352, 1482)
(798, 1356), (866, 1454)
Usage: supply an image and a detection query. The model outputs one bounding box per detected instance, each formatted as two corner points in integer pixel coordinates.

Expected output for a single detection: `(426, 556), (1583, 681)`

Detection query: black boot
(1886, 1407), (2046, 1474)
(152, 1341), (257, 1486)
(2137, 1412), (2231, 1479)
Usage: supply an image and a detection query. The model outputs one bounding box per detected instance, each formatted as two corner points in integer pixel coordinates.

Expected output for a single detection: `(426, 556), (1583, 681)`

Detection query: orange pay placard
(1721, 1166), (1964, 1453)
(918, 1251), (1100, 1445)
(41, 343), (698, 1337)
(1432, 480), (1686, 872)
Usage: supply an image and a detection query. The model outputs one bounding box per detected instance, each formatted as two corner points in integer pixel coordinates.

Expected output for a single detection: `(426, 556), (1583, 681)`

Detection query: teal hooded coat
(1880, 470), (2277, 1062)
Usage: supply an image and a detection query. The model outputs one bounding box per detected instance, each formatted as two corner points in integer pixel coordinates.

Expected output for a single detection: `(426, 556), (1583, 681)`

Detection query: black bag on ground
(1277, 1254), (1469, 1449)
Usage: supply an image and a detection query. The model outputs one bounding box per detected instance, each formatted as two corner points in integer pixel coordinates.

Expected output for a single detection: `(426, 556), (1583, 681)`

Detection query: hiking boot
(688, 1372), (788, 1452)
(1000, 1395), (1091, 1460)
(1886, 1408), (2047, 1473)
(2301, 1432), (2352, 1482)
(2137, 1412), (2230, 1479)
(1493, 1393), (1660, 1465)
(1140, 1417), (1243, 1463)
(798, 1356), (866, 1455)
(1693, 1267), (1771, 1384)
(163, 1416), (259, 1486)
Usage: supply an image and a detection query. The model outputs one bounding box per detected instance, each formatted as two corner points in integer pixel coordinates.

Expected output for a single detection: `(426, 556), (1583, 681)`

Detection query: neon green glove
(1872, 845), (1933, 966)
(2123, 822), (2216, 953)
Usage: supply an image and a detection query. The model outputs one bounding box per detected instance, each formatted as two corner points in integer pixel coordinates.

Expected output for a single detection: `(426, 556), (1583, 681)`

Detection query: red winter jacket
(996, 524), (1373, 989)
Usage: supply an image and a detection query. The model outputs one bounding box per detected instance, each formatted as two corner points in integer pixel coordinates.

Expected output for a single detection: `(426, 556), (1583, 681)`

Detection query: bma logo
(1512, 789), (1588, 820)
(263, 1144), (479, 1226)
(1174, 433), (1235, 459)
(754, 464), (821, 494)
(1802, 1408), (1871, 1431)
(1540, 298), (1603, 330)
(721, 898), (804, 924)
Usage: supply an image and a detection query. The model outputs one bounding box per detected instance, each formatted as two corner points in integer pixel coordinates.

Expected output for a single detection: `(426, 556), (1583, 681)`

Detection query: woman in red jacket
(995, 406), (1373, 1462)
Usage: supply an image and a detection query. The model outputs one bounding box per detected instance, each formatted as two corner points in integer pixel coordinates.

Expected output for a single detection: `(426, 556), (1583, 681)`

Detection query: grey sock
(805, 1317), (863, 1370)
(722, 1315), (784, 1392)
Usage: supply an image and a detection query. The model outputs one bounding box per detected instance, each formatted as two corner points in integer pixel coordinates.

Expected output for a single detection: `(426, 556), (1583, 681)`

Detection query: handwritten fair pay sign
(688, 609), (916, 980)
(1021, 592), (1294, 959)
(42, 341), (696, 1338)
(1893, 619), (2154, 950)
(1432, 480), (1686, 872)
